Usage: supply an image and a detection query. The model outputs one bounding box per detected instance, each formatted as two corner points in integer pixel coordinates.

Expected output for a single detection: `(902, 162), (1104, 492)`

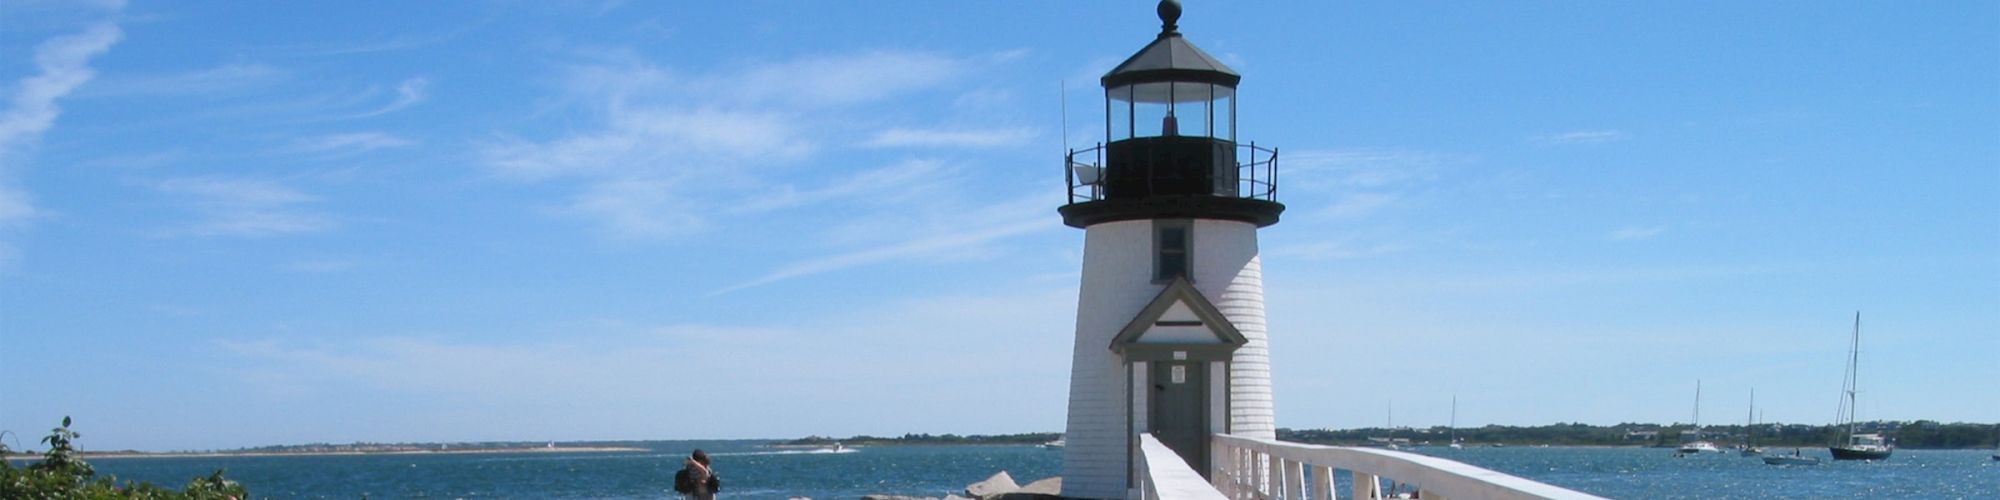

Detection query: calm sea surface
(55, 443), (2000, 499)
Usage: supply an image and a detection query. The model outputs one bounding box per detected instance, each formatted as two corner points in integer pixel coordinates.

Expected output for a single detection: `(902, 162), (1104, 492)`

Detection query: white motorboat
(1676, 441), (1721, 454)
(1676, 380), (1720, 454)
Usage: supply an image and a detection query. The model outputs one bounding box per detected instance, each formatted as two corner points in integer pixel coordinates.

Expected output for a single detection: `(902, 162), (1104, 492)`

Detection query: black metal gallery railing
(1065, 141), (1277, 205)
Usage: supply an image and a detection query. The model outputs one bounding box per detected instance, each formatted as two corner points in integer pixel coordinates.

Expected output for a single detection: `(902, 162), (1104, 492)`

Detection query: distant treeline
(782, 432), (1060, 446)
(1279, 420), (2000, 449)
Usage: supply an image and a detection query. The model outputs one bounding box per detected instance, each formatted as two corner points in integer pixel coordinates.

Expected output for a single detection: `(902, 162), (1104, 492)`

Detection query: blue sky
(1, 1), (1994, 451)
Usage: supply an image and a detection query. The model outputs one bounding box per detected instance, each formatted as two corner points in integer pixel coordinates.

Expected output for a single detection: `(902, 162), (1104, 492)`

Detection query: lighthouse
(1058, 1), (1283, 498)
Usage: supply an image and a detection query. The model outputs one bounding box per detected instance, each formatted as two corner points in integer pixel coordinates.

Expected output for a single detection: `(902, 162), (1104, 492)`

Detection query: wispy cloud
(1533, 130), (1628, 145)
(210, 287), (1073, 439)
(1400, 264), (1777, 294)
(733, 159), (954, 214)
(479, 50), (989, 241)
(1323, 192), (1400, 219)
(296, 20), (486, 56)
(481, 108), (805, 182)
(347, 77), (429, 118)
(1283, 149), (1452, 190)
(290, 132), (416, 154)
(862, 127), (1036, 148)
(85, 63), (281, 96)
(1608, 225), (1666, 241)
(713, 51), (965, 108)
(281, 258), (356, 273)
(1267, 240), (1405, 261)
(554, 178), (705, 240)
(712, 196), (1051, 295)
(0, 22), (123, 227)
(1282, 148), (1460, 222)
(713, 219), (1046, 295)
(0, 185), (36, 228)
(153, 177), (335, 237)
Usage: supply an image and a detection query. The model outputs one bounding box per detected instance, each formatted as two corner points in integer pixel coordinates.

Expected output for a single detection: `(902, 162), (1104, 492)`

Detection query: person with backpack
(673, 449), (718, 499)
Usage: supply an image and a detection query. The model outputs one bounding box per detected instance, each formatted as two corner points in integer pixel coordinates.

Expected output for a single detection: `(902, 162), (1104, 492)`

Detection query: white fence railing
(1136, 434), (1229, 500)
(1208, 434), (1607, 500)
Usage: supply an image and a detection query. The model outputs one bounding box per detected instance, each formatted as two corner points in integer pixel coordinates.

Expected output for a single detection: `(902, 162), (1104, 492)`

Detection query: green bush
(1, 417), (249, 499)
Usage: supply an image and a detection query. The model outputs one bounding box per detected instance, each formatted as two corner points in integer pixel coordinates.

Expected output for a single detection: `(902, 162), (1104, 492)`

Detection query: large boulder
(965, 471), (1020, 499)
(1017, 477), (1061, 496)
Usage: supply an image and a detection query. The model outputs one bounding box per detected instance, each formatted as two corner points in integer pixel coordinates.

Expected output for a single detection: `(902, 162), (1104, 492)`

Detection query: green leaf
(61, 416), (71, 428)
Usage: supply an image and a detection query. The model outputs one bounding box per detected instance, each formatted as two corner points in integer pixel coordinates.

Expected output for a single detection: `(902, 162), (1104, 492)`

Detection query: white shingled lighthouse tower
(1058, 1), (1284, 498)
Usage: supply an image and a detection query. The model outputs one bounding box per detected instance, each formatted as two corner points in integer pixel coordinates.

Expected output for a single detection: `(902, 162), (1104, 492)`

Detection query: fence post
(1352, 472), (1380, 500)
(1311, 466), (1332, 500)
(1283, 458), (1304, 500)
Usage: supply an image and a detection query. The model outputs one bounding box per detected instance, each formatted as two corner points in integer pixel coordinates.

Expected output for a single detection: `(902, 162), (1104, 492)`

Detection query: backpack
(673, 468), (695, 494)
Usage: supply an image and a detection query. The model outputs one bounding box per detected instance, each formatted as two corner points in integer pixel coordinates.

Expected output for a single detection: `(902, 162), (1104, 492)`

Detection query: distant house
(1624, 430), (1659, 441)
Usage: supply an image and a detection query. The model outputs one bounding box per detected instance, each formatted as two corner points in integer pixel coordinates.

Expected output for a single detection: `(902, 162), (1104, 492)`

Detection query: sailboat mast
(1693, 380), (1702, 430)
(1747, 388), (1756, 446)
(1847, 312), (1862, 435)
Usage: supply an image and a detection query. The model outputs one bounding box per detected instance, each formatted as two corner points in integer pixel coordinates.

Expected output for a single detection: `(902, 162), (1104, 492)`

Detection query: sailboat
(1448, 396), (1463, 449)
(1384, 399), (1400, 450)
(1676, 380), (1721, 454)
(1738, 389), (1764, 457)
(1829, 312), (1893, 460)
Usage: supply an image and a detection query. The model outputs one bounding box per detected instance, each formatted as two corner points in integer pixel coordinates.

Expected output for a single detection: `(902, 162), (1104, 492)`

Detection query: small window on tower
(1155, 220), (1191, 282)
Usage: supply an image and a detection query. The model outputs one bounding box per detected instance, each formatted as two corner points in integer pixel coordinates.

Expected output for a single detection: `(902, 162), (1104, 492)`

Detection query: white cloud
(0, 185), (36, 228)
(0, 22), (122, 228)
(734, 159), (953, 214)
(209, 287), (1073, 440)
(1283, 149), (1450, 189)
(555, 178), (705, 240)
(863, 127), (1036, 148)
(1281, 148), (1459, 222)
(281, 258), (356, 273)
(297, 21), (482, 56)
(479, 50), (990, 241)
(0, 23), (122, 161)
(718, 51), (964, 108)
(1268, 240), (1405, 261)
(1323, 192), (1399, 219)
(713, 192), (1051, 295)
(291, 132), (416, 153)
(481, 108), (804, 182)
(1608, 225), (1665, 241)
(1533, 130), (1628, 145)
(154, 177), (334, 237)
(86, 63), (282, 96)
(348, 77), (429, 118)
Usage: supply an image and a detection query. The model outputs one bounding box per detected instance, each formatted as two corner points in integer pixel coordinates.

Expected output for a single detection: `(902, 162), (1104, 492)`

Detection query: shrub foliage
(1, 417), (248, 499)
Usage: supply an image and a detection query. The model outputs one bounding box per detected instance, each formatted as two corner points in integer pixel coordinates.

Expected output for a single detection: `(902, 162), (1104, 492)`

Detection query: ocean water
(73, 441), (1059, 499)
(61, 443), (2000, 499)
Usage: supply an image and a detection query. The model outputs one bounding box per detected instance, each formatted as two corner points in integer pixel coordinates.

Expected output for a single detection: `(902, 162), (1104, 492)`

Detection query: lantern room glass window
(1106, 82), (1235, 142)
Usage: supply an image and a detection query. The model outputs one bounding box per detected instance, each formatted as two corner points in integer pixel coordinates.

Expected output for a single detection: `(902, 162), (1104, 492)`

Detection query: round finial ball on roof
(1158, 0), (1182, 30)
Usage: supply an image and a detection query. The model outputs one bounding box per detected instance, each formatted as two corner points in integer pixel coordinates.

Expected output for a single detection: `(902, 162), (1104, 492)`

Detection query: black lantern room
(1061, 0), (1282, 229)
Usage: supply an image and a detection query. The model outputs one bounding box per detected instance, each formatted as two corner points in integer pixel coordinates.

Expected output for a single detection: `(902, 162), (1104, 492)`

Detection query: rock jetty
(861, 472), (1062, 500)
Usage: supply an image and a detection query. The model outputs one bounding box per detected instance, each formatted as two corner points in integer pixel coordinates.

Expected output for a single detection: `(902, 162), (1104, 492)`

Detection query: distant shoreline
(5, 446), (647, 461)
